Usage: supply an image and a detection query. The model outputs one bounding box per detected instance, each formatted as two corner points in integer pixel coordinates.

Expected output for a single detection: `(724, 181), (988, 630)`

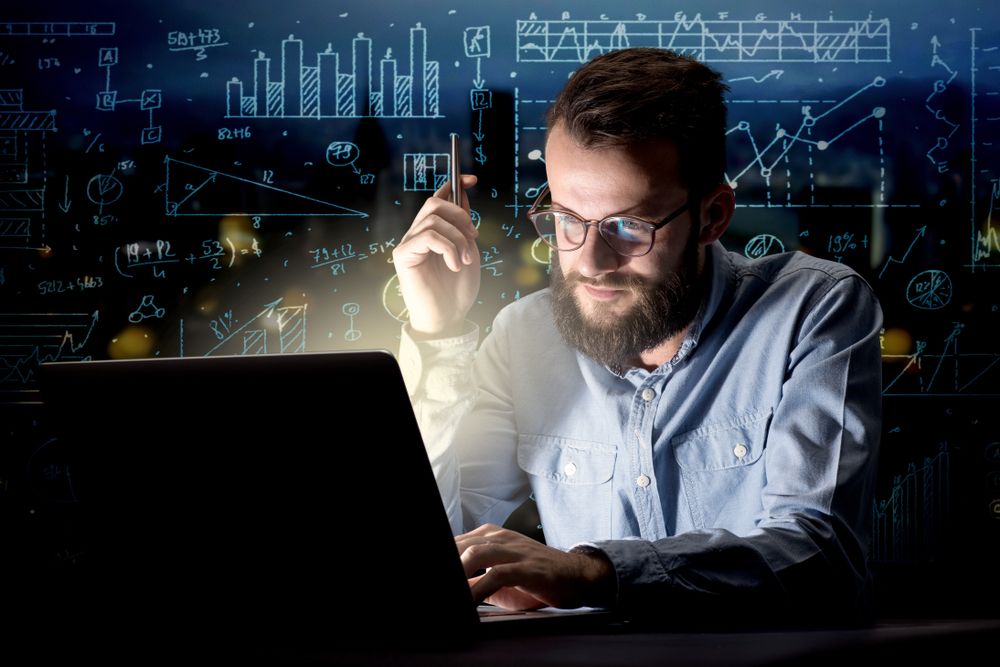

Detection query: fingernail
(463, 249), (471, 264)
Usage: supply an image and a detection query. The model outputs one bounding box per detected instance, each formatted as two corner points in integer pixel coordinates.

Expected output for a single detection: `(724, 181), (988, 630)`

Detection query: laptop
(31, 350), (615, 659)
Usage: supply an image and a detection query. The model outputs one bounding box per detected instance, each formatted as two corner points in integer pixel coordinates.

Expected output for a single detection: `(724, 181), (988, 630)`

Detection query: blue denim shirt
(399, 240), (883, 618)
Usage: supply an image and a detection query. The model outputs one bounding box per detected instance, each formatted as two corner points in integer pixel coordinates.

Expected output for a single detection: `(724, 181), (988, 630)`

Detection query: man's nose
(574, 224), (625, 279)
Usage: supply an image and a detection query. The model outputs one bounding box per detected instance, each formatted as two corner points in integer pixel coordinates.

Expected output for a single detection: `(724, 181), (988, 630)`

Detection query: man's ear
(697, 183), (735, 245)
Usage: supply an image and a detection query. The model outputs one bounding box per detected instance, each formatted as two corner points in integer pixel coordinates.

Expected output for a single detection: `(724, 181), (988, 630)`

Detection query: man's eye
(612, 219), (646, 238)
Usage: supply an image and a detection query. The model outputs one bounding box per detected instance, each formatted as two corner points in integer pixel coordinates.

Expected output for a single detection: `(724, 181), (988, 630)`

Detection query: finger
(459, 543), (522, 578)
(455, 524), (508, 551)
(462, 523), (505, 538)
(469, 564), (522, 605)
(395, 228), (465, 272)
(412, 194), (478, 242)
(398, 212), (476, 266)
(432, 173), (478, 203)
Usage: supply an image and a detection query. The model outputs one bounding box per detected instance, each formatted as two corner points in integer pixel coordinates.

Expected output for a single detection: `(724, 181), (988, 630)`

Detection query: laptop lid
(33, 350), (480, 654)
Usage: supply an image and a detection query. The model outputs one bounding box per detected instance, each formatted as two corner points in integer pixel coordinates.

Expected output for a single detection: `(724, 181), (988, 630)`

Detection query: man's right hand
(393, 174), (480, 338)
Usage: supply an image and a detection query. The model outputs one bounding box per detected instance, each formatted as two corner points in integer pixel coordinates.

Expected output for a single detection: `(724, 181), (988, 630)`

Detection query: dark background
(0, 1), (997, 618)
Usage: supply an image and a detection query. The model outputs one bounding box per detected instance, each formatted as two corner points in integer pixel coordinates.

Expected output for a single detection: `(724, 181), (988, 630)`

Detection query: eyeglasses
(526, 186), (690, 257)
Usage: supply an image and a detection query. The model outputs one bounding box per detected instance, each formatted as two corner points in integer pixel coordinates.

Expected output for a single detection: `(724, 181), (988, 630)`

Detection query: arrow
(930, 35), (940, 56)
(878, 225), (927, 279)
(728, 69), (784, 84)
(473, 109), (485, 142)
(58, 175), (71, 213)
(473, 58), (485, 89)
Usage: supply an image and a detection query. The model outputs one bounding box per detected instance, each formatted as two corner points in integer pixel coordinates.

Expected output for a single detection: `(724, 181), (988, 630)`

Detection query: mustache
(562, 271), (648, 291)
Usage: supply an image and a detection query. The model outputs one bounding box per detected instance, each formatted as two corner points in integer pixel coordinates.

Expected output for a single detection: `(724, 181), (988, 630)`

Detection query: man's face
(544, 123), (705, 370)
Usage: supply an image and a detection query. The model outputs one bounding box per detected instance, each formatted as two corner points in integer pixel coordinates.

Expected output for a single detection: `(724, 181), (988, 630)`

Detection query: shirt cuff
(588, 538), (671, 611)
(398, 320), (479, 399)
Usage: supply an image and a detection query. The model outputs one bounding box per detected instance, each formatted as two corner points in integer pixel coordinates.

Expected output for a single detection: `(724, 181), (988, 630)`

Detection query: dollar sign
(475, 145), (487, 165)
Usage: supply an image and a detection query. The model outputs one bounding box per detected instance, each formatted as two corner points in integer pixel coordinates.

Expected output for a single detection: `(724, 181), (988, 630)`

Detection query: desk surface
(297, 618), (1000, 667)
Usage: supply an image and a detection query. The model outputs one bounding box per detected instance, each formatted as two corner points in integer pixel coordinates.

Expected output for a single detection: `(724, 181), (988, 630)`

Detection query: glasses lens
(531, 211), (586, 249)
(601, 217), (652, 256)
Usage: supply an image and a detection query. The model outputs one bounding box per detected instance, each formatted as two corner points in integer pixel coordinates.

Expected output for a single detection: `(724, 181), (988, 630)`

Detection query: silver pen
(450, 133), (461, 204)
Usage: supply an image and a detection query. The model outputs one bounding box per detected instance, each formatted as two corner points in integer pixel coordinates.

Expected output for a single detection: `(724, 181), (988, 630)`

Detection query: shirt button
(641, 387), (655, 402)
(563, 462), (577, 477)
(733, 443), (748, 459)
(636, 474), (650, 488)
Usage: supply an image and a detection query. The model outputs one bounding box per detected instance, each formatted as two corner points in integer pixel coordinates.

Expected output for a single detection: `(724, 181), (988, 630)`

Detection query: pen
(450, 133), (460, 204)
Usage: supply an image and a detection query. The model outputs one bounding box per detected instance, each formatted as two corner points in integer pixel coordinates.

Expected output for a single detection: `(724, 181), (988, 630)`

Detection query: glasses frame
(526, 186), (690, 257)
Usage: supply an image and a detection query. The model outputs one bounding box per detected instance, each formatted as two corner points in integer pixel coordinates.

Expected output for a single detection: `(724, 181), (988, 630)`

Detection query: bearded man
(392, 47), (882, 625)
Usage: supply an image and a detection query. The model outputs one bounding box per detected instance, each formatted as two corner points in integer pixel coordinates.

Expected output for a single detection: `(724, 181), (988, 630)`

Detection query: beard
(549, 222), (704, 372)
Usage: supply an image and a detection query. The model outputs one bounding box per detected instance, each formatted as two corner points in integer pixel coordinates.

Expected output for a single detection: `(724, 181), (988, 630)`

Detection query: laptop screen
(34, 350), (479, 653)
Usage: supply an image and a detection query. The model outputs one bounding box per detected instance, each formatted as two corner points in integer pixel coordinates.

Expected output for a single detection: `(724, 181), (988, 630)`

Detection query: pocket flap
(671, 408), (773, 471)
(517, 435), (616, 485)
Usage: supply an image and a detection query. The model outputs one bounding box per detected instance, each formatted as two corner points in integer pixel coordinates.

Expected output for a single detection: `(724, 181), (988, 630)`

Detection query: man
(392, 48), (882, 623)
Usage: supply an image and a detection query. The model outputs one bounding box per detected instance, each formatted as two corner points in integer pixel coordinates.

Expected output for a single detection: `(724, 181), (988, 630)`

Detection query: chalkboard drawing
(225, 25), (441, 119)
(342, 302), (361, 342)
(883, 322), (1000, 396)
(96, 48), (162, 144)
(163, 156), (366, 218)
(204, 298), (306, 356)
(0, 21), (114, 37)
(515, 15), (891, 64)
(403, 153), (449, 192)
(972, 179), (1000, 266)
(128, 295), (165, 323)
(86, 171), (124, 216)
(924, 36), (960, 175)
(725, 77), (892, 207)
(744, 234), (785, 259)
(906, 269), (952, 310)
(970, 29), (1000, 271)
(463, 26), (491, 58)
(0, 89), (56, 251)
(325, 140), (373, 185)
(870, 443), (949, 562)
(0, 311), (98, 405)
(381, 274), (407, 323)
(878, 226), (926, 279)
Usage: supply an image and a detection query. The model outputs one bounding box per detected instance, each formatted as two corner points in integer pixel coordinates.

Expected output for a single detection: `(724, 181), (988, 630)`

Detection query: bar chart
(225, 24), (441, 119)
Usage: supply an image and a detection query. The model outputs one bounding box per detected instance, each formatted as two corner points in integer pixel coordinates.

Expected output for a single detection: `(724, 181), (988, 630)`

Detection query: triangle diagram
(164, 156), (367, 218)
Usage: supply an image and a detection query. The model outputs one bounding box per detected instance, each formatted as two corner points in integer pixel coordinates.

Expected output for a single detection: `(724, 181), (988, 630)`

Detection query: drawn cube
(141, 126), (162, 144)
(463, 26), (491, 58)
(98, 47), (118, 66)
(140, 89), (162, 110)
(470, 89), (492, 111)
(96, 90), (117, 111)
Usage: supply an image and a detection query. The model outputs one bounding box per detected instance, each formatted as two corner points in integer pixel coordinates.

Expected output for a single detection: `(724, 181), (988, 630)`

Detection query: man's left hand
(456, 524), (616, 610)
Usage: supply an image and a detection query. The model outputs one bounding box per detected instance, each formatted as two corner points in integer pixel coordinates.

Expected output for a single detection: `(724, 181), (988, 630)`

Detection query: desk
(297, 618), (1000, 666)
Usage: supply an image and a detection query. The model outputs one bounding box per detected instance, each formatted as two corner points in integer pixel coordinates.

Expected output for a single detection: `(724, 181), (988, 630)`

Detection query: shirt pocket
(671, 408), (773, 530)
(517, 434), (616, 547)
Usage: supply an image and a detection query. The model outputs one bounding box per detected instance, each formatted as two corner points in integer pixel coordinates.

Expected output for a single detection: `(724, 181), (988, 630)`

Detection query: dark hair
(546, 48), (729, 199)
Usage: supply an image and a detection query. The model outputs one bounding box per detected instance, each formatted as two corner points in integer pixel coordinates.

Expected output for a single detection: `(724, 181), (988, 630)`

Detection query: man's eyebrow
(549, 199), (660, 217)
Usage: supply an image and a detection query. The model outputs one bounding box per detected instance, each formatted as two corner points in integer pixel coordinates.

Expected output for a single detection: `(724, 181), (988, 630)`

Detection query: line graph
(0, 311), (99, 405)
(724, 76), (917, 208)
(883, 322), (1000, 396)
(516, 15), (891, 64)
(970, 28), (1000, 270)
(878, 226), (926, 279)
(971, 178), (1000, 266)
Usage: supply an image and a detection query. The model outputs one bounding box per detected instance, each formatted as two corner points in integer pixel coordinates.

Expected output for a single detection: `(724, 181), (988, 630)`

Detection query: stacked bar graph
(225, 24), (441, 119)
(871, 445), (950, 562)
